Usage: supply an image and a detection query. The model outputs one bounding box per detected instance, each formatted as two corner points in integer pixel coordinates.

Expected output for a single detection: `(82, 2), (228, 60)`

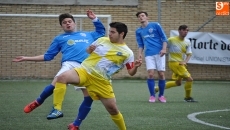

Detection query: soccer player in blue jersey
(135, 11), (167, 103)
(47, 22), (142, 130)
(12, 10), (105, 128)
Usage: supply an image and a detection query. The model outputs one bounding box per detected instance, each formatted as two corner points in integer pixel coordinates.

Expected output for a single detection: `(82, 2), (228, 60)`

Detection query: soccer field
(0, 80), (229, 130)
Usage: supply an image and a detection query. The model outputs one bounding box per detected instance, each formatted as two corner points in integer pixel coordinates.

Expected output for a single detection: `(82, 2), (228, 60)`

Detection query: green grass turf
(0, 80), (229, 130)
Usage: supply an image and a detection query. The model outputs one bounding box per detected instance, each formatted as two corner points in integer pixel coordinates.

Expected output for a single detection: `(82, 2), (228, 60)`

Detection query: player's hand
(87, 10), (96, 20)
(179, 61), (187, 66)
(87, 45), (97, 53)
(12, 56), (25, 62)
(138, 54), (142, 60)
(134, 58), (142, 67)
(160, 49), (166, 57)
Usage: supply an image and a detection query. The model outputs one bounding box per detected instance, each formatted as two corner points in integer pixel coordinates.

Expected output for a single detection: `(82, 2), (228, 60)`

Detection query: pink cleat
(158, 96), (166, 103)
(149, 96), (156, 103)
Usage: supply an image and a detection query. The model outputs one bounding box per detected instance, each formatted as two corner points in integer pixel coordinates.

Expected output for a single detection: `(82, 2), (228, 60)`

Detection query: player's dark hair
(109, 22), (128, 39)
(59, 13), (75, 25)
(178, 25), (188, 30)
(136, 11), (148, 17)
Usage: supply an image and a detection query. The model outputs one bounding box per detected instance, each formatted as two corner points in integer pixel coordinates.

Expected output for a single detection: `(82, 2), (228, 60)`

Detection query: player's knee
(176, 81), (182, 86)
(82, 89), (90, 96)
(187, 77), (193, 82)
(106, 105), (119, 115)
(148, 73), (154, 78)
(56, 74), (67, 83)
(158, 73), (165, 79)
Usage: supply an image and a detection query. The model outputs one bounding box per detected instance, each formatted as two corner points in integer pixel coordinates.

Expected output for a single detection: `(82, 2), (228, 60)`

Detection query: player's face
(109, 27), (122, 43)
(61, 18), (76, 32)
(179, 28), (189, 38)
(137, 13), (148, 23)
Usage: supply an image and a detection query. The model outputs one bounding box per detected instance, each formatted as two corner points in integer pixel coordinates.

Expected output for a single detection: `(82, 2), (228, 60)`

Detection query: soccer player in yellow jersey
(47, 22), (142, 130)
(156, 25), (197, 102)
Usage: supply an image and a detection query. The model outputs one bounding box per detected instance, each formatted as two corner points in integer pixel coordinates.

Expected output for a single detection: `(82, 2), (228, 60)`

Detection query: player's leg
(172, 63), (196, 102)
(145, 56), (156, 102)
(70, 89), (93, 128)
(157, 71), (166, 103)
(23, 80), (55, 113)
(155, 55), (166, 102)
(166, 73), (182, 88)
(184, 76), (197, 102)
(23, 62), (72, 113)
(64, 62), (94, 127)
(155, 73), (178, 93)
(100, 98), (126, 130)
(165, 62), (183, 89)
(47, 68), (82, 120)
(175, 64), (192, 100)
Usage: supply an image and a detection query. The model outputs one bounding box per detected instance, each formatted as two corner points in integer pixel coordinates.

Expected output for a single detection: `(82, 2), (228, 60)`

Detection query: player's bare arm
(180, 54), (192, 65)
(86, 45), (97, 54)
(160, 41), (167, 57)
(12, 55), (44, 62)
(138, 48), (144, 59)
(127, 59), (142, 76)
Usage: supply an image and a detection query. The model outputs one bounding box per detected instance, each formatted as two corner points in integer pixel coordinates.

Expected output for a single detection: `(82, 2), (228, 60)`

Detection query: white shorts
(55, 61), (86, 90)
(145, 54), (165, 71)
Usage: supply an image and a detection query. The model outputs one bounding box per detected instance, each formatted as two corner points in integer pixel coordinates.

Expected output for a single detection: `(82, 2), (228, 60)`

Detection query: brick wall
(0, 0), (229, 80)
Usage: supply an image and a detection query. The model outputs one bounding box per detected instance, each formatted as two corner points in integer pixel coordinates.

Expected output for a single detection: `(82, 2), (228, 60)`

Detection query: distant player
(157, 25), (197, 102)
(135, 11), (167, 103)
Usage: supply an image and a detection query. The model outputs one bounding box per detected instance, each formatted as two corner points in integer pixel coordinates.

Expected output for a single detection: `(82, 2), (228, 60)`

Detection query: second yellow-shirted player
(156, 25), (197, 102)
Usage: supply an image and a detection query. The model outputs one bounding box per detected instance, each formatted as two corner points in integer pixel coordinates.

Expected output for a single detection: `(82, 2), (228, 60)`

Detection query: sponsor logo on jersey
(80, 33), (87, 37)
(67, 39), (89, 45)
(143, 28), (155, 38)
(67, 39), (75, 45)
(116, 52), (123, 56)
(149, 28), (153, 33)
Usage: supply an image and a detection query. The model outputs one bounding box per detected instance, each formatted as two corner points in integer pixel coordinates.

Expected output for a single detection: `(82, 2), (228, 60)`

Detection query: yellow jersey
(168, 36), (192, 62)
(81, 37), (134, 80)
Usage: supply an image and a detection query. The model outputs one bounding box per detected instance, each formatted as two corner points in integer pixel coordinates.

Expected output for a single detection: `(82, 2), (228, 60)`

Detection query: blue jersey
(44, 19), (105, 63)
(135, 22), (167, 56)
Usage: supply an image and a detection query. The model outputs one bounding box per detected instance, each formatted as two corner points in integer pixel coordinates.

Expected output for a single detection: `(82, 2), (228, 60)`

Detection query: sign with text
(216, 2), (229, 15)
(170, 30), (230, 65)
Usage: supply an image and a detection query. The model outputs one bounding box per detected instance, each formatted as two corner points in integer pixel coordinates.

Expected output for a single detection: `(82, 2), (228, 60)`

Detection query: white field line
(187, 109), (230, 130)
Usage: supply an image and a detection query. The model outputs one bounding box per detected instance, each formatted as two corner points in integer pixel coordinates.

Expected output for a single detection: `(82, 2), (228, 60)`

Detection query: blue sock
(73, 96), (93, 127)
(147, 79), (155, 96)
(36, 84), (54, 104)
(158, 80), (166, 97)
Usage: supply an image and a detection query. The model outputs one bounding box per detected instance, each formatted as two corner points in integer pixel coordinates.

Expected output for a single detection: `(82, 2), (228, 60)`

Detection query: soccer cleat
(47, 108), (63, 120)
(158, 96), (166, 103)
(149, 96), (156, 103)
(184, 97), (197, 102)
(68, 123), (80, 130)
(24, 100), (40, 113)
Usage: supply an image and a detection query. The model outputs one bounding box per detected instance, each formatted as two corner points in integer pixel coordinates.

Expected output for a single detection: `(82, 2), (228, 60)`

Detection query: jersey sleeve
(167, 37), (172, 48)
(155, 23), (168, 43)
(90, 19), (106, 41)
(44, 37), (60, 61)
(135, 29), (144, 49)
(185, 39), (192, 55)
(124, 50), (135, 70)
